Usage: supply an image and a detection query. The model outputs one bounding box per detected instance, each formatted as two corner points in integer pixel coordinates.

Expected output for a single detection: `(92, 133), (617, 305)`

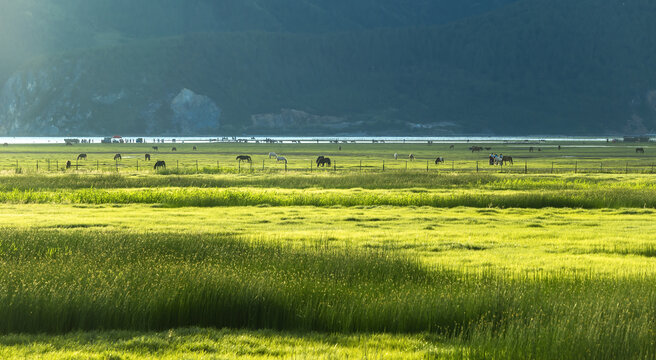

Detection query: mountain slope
(1, 0), (656, 135)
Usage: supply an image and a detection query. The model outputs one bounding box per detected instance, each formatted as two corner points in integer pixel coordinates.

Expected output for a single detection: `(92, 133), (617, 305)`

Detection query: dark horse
(193, 146), (198, 151)
(236, 155), (252, 163)
(469, 146), (483, 153)
(636, 148), (645, 154)
(145, 154), (151, 161)
(316, 156), (331, 167)
(66, 161), (72, 169)
(154, 160), (166, 170)
(502, 156), (514, 165)
(77, 154), (87, 160)
(114, 154), (122, 161)
(172, 147), (177, 152)
(152, 146), (159, 151)
(435, 157), (445, 165)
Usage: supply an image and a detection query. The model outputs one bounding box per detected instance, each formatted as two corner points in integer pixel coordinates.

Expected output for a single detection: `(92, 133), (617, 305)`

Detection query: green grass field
(1, 141), (656, 359)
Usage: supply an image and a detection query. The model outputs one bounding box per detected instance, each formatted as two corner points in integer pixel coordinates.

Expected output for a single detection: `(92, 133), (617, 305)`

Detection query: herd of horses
(60, 144), (649, 171)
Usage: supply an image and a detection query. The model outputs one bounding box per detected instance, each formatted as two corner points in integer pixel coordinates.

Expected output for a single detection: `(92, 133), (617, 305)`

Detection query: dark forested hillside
(1, 0), (655, 135)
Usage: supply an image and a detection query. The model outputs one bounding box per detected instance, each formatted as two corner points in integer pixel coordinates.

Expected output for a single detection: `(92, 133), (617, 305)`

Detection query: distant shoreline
(0, 136), (627, 145)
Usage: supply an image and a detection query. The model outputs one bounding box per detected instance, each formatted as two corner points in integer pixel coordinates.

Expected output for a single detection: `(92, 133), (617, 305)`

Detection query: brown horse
(152, 146), (159, 151)
(193, 146), (198, 151)
(66, 161), (72, 169)
(114, 154), (122, 161)
(154, 160), (166, 170)
(236, 155), (252, 163)
(317, 157), (331, 167)
(636, 148), (645, 154)
(502, 156), (514, 165)
(77, 154), (87, 160)
(145, 154), (151, 161)
(172, 147), (177, 152)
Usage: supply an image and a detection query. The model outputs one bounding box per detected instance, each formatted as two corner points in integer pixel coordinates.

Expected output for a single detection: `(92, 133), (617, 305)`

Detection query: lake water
(0, 136), (619, 144)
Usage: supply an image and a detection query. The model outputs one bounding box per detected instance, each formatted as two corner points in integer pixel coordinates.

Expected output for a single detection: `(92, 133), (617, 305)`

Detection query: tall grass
(1, 173), (656, 191)
(1, 186), (656, 208)
(0, 229), (655, 359)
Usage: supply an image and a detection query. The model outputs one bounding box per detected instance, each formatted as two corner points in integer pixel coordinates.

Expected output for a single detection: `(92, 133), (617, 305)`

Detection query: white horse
(268, 152), (277, 159)
(394, 153), (398, 160)
(276, 156), (287, 164)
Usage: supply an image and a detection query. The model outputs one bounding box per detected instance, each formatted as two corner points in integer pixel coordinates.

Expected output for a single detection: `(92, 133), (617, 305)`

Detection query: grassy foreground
(1, 142), (656, 359)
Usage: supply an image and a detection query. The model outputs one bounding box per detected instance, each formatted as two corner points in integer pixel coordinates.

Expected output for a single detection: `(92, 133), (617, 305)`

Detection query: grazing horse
(276, 156), (288, 164)
(449, 145), (455, 150)
(171, 147), (177, 152)
(152, 146), (159, 151)
(636, 148), (645, 154)
(269, 152), (278, 159)
(529, 147), (534, 152)
(66, 161), (72, 169)
(193, 146), (198, 151)
(236, 155), (252, 163)
(145, 154), (151, 161)
(469, 146), (483, 153)
(154, 160), (166, 170)
(558, 145), (562, 151)
(485, 147), (492, 151)
(502, 156), (514, 165)
(77, 154), (87, 160)
(317, 157), (331, 167)
(394, 153), (398, 160)
(409, 154), (415, 161)
(114, 154), (122, 161)
(435, 157), (445, 165)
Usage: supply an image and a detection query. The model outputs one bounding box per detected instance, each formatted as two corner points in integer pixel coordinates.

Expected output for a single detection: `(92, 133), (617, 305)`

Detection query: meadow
(0, 141), (655, 359)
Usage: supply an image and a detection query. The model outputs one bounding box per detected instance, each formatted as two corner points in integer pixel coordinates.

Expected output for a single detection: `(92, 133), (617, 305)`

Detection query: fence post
(47, 159), (50, 172)
(476, 161), (479, 173)
(600, 162), (602, 173)
(16, 160), (18, 172)
(310, 160), (313, 172)
(652, 164), (654, 174)
(575, 161), (578, 174)
(263, 159), (266, 171)
(217, 160), (220, 171)
(524, 161), (528, 174)
(285, 162), (287, 172)
(626, 161), (628, 174)
(97, 160), (99, 171)
(405, 161), (408, 171)
(137, 160), (139, 171)
(177, 160), (179, 171)
(427, 160), (429, 172)
(36, 160), (39, 172)
(334, 161), (336, 172)
(452, 161), (454, 171)
(382, 160), (385, 172)
(56, 160), (58, 171)
(551, 162), (554, 174)
(115, 160), (118, 172)
(196, 160), (199, 173)
(360, 160), (362, 172)
(238, 161), (241, 173)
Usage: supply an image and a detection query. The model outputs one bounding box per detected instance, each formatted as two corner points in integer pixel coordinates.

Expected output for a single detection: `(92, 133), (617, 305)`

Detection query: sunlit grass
(1, 142), (656, 358)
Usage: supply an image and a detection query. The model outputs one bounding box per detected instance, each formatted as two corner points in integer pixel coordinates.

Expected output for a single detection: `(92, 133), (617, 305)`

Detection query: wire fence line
(7, 158), (656, 175)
